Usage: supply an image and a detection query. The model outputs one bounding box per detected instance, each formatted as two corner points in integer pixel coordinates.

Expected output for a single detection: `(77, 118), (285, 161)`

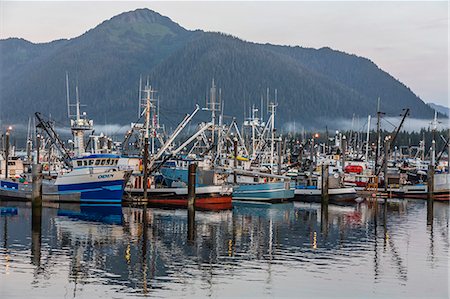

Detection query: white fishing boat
(33, 75), (131, 203)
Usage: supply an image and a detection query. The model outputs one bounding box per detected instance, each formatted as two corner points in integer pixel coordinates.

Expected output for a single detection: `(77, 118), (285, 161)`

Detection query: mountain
(0, 8), (439, 131)
(428, 103), (449, 117)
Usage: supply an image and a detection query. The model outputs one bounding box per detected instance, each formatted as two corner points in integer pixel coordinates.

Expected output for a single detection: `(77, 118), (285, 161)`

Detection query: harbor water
(0, 199), (448, 298)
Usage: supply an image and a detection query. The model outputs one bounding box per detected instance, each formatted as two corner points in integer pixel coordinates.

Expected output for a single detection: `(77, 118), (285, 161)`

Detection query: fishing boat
(55, 154), (131, 203)
(119, 82), (232, 209)
(230, 169), (294, 202)
(391, 172), (449, 201)
(30, 76), (131, 203)
(293, 185), (358, 203)
(292, 171), (357, 203)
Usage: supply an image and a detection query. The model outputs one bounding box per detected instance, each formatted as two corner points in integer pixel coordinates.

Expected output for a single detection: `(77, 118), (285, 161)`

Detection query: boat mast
(268, 89), (278, 174)
(365, 115), (371, 162)
(375, 97), (383, 174)
(431, 110), (438, 165)
(210, 79), (217, 145)
(66, 72), (70, 119)
(67, 75), (92, 157)
(138, 75), (142, 118)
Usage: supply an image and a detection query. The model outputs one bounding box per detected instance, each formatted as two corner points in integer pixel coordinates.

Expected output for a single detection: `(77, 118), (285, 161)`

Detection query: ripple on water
(0, 201), (448, 299)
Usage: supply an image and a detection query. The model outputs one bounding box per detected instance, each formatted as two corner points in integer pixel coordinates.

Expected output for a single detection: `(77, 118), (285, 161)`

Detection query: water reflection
(0, 198), (448, 298)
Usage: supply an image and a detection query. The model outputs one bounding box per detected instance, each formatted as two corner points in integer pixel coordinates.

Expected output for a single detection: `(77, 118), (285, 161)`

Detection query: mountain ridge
(0, 8), (440, 130)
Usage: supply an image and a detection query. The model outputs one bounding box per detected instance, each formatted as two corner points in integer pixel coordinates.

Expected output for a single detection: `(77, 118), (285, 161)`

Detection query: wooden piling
(277, 139), (282, 175)
(187, 163), (197, 207)
(32, 164), (43, 207)
(321, 163), (329, 205)
(143, 137), (149, 200)
(36, 134), (40, 164)
(427, 164), (434, 201)
(321, 163), (329, 236)
(384, 139), (390, 192)
(187, 163), (197, 243)
(31, 163), (43, 266)
(4, 129), (10, 179)
(427, 164), (434, 225)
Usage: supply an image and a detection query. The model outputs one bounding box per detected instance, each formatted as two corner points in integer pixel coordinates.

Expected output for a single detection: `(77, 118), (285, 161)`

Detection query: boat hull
(0, 179), (80, 202)
(147, 196), (233, 211)
(293, 187), (358, 203)
(391, 189), (450, 201)
(390, 173), (450, 201)
(125, 185), (233, 210)
(232, 182), (294, 203)
(56, 171), (129, 203)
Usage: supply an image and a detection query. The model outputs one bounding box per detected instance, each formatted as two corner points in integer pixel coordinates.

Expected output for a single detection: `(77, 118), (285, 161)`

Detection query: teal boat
(232, 181), (294, 203)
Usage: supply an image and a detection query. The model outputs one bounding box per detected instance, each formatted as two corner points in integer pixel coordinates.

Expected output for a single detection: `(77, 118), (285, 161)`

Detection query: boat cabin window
(7, 161), (15, 166)
(100, 159), (106, 165)
(114, 159), (118, 165)
(95, 160), (101, 166)
(77, 161), (82, 167)
(89, 160), (94, 165)
(83, 160), (88, 166)
(106, 159), (111, 165)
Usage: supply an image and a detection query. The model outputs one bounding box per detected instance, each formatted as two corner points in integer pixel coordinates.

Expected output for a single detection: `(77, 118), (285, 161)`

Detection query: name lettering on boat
(98, 174), (114, 179)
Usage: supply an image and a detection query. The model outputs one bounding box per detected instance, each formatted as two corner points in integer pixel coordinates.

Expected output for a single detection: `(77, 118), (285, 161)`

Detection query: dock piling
(31, 163), (43, 266)
(321, 163), (329, 205)
(187, 163), (197, 206)
(187, 163), (197, 243)
(427, 164), (434, 225)
(32, 163), (43, 207)
(277, 138), (282, 175)
(143, 137), (149, 200)
(384, 139), (390, 192)
(4, 128), (10, 179)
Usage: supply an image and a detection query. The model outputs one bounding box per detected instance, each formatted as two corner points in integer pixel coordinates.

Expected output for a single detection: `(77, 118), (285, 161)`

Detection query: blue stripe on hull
(57, 179), (125, 202)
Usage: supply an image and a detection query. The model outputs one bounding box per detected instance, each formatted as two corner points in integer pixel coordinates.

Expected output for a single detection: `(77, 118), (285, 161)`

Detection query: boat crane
(34, 112), (72, 169)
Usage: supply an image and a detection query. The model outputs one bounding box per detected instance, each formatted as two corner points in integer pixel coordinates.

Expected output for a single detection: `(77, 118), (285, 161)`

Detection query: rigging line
(381, 118), (397, 129)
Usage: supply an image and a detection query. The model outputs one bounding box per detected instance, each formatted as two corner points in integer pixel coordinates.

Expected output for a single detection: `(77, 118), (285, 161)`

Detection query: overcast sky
(1, 1), (448, 107)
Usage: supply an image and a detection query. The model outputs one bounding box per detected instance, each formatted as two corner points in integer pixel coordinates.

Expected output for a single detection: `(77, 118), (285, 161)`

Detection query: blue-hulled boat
(0, 154), (131, 203)
(232, 181), (294, 203)
(55, 154), (131, 203)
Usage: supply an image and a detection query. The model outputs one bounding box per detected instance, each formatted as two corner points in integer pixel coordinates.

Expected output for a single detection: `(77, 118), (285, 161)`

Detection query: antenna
(66, 71), (70, 119)
(27, 117), (31, 140)
(244, 97), (246, 120)
(260, 94), (264, 123)
(75, 84), (81, 121)
(219, 88), (224, 126)
(157, 95), (160, 129)
(138, 75), (142, 118)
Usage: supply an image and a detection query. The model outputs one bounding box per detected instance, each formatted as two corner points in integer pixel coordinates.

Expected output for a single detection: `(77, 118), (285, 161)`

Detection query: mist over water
(283, 116), (450, 133)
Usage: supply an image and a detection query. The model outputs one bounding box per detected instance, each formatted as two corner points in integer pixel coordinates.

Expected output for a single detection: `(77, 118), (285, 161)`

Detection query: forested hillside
(0, 8), (438, 130)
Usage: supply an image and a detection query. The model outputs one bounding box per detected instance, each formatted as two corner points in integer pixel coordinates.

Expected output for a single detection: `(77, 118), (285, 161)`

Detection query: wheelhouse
(72, 154), (120, 169)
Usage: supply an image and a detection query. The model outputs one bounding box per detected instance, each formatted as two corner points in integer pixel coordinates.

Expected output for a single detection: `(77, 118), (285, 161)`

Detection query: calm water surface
(0, 199), (448, 298)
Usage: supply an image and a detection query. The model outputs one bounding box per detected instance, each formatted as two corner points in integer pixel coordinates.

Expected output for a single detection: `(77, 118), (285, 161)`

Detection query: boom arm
(35, 112), (72, 169)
